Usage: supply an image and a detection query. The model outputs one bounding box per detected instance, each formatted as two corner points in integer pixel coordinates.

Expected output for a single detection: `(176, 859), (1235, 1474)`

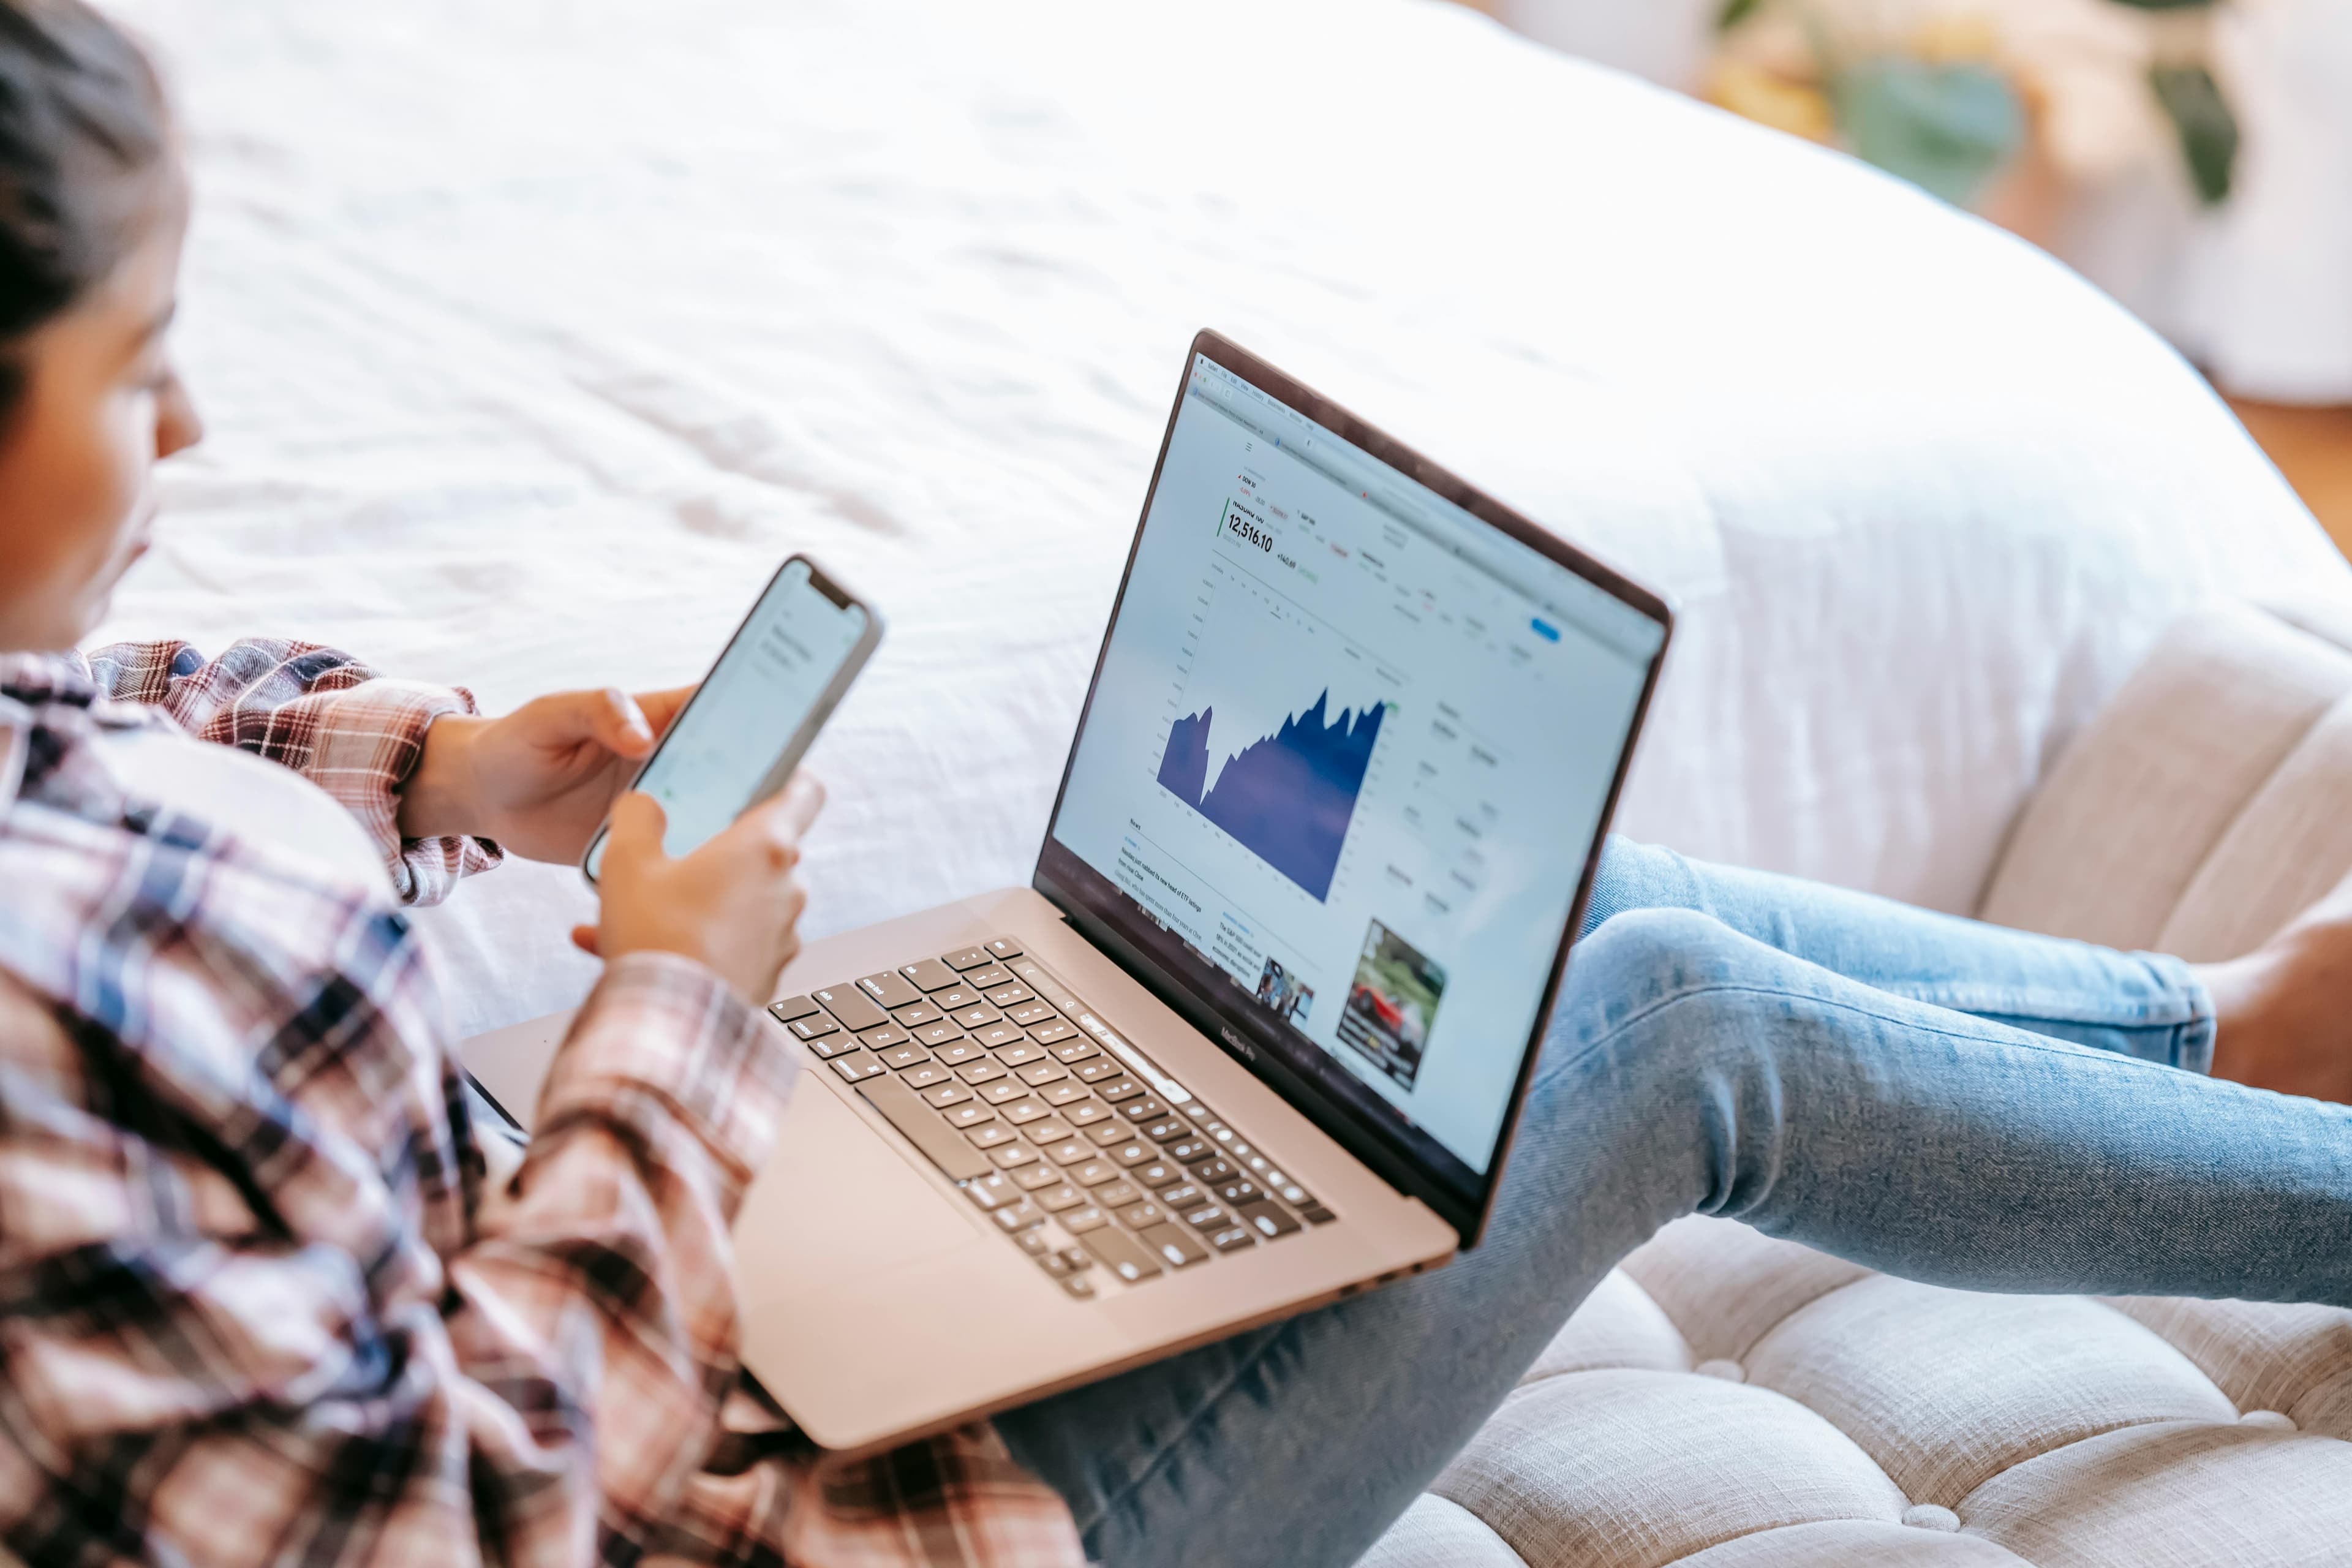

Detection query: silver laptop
(464, 332), (1673, 1455)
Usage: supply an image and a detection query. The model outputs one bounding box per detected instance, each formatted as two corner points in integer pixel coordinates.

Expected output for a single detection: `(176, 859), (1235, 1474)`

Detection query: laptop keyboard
(769, 936), (1337, 1298)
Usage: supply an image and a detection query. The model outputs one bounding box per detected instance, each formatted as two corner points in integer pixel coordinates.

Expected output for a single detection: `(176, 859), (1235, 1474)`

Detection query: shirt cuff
(542, 951), (799, 1184)
(301, 677), (503, 905)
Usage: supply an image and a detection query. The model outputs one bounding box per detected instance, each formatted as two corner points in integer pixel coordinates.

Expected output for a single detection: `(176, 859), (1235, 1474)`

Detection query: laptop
(463, 331), (1673, 1454)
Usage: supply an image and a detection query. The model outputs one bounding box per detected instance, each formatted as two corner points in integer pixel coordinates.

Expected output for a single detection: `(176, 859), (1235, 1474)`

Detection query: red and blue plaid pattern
(0, 641), (1084, 1568)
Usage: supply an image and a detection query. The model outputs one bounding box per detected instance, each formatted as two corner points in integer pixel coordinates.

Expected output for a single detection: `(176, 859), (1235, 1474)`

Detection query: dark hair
(0, 0), (167, 409)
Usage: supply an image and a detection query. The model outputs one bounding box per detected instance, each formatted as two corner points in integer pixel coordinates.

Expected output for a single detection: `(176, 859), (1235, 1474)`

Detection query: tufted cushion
(1363, 604), (2352, 1567)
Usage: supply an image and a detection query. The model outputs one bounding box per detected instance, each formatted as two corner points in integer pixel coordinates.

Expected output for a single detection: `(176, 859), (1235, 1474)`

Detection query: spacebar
(857, 1074), (993, 1182)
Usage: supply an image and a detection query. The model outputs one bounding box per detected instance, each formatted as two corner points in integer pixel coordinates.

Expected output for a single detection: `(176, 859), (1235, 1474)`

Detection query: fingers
(634, 684), (697, 737)
(570, 924), (601, 956)
(601, 791), (670, 873)
(592, 687), (657, 755)
(729, 771), (826, 861)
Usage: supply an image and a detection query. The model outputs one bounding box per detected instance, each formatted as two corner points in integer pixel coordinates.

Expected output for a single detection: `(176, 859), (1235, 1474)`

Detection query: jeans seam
(1546, 977), (2222, 1091)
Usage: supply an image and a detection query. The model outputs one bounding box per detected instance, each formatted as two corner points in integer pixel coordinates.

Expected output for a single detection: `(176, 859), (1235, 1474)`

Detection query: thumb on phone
(601, 791), (671, 871)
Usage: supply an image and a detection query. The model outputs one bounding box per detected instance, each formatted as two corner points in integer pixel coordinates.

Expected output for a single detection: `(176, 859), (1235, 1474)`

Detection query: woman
(2, 6), (2346, 1567)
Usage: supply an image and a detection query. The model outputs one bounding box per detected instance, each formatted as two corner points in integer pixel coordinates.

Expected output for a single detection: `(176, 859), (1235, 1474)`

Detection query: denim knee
(1557, 905), (1766, 1046)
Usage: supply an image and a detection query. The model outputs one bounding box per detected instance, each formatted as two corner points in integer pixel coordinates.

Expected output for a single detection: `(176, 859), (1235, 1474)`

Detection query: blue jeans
(995, 839), (2352, 1567)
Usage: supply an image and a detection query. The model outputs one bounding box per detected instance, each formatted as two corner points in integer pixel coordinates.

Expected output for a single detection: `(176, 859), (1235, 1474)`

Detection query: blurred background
(1444, 0), (2352, 551)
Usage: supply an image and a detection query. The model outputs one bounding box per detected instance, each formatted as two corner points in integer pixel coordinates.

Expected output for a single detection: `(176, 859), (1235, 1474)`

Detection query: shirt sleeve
(83, 637), (501, 903)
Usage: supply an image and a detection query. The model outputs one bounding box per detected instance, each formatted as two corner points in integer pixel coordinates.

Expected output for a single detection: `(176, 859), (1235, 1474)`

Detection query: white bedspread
(96, 0), (2349, 1039)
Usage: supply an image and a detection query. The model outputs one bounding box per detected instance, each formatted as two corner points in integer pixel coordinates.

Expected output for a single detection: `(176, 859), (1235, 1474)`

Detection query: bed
(98, 0), (2345, 1040)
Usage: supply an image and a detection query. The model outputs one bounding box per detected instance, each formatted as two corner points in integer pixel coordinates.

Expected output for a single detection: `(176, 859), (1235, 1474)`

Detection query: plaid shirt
(0, 641), (1085, 1568)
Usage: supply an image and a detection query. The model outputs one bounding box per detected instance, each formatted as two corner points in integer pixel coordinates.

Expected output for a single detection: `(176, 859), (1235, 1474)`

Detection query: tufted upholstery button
(1694, 1358), (1746, 1384)
(1902, 1504), (1962, 1532)
(2240, 1410), (2297, 1431)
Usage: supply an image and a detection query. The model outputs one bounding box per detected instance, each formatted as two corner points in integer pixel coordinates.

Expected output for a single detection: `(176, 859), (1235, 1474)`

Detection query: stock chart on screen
(1155, 688), (1385, 901)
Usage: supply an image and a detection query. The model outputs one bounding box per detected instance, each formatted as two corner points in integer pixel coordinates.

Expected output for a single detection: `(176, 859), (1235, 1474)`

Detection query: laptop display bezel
(1031, 330), (1673, 1246)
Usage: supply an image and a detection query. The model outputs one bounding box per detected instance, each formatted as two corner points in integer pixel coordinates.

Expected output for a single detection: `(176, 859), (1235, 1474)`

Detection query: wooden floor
(2230, 399), (2352, 557)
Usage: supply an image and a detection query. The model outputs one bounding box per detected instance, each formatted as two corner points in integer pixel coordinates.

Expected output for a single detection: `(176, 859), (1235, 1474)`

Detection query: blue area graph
(1157, 690), (1385, 900)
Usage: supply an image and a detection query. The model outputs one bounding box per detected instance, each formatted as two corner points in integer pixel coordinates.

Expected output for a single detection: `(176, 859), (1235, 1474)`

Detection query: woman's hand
(398, 685), (695, 862)
(574, 775), (826, 1003)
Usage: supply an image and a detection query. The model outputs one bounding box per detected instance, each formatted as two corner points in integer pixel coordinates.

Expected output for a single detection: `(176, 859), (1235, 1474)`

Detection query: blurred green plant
(1713, 0), (2241, 208)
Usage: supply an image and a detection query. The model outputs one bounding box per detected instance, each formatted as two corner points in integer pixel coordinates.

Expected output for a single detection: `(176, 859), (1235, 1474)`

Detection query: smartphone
(582, 554), (881, 884)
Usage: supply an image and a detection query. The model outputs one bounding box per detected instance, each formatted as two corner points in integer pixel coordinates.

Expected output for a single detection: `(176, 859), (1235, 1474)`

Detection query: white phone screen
(587, 559), (869, 877)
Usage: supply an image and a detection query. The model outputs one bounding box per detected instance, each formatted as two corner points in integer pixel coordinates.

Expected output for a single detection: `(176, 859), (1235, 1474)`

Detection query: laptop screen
(1040, 344), (1667, 1223)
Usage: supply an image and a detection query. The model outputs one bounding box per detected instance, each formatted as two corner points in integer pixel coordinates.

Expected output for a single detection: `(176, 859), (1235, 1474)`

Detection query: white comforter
(98, 0), (2349, 1039)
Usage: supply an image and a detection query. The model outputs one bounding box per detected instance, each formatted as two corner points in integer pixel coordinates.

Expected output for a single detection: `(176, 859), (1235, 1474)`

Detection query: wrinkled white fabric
(94, 0), (2348, 1038)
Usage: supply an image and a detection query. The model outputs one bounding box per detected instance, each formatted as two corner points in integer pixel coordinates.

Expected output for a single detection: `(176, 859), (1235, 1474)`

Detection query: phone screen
(586, 559), (871, 879)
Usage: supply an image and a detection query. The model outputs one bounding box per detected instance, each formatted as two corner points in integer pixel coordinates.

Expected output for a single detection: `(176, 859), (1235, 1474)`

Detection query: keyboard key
(1000, 1098), (1049, 1125)
(813, 986), (888, 1031)
(1072, 1159), (1120, 1187)
(899, 1063), (951, 1090)
(829, 1051), (888, 1084)
(956, 1060), (1009, 1085)
(1207, 1224), (1257, 1253)
(1117, 1200), (1167, 1229)
(900, 957), (962, 992)
(768, 995), (821, 1023)
(1042, 1029), (1091, 1055)
(1014, 1227), (1052, 1256)
(1061, 1205), (1109, 1234)
(1215, 1178), (1264, 1206)
(1035, 1183), (1086, 1213)
(965, 965), (1013, 989)
(1299, 1204), (1339, 1226)
(876, 1042), (929, 1069)
(1044, 1139), (1091, 1166)
(1085, 1121), (1132, 1147)
(1040, 1080), (1089, 1107)
(1074, 1058), (1123, 1083)
(983, 1030), (1035, 1056)
(1023, 1118), (1076, 1146)
(1013, 1161), (1065, 1191)
(1120, 1096), (1170, 1123)
(1008, 1000), (1057, 1026)
(1057, 1245), (1092, 1272)
(1199, 1119), (1235, 1143)
(1135, 1161), (1182, 1188)
(1238, 1200), (1300, 1238)
(916, 1021), (966, 1049)
(921, 1082), (973, 1109)
(992, 1202), (1045, 1232)
(859, 1023), (913, 1052)
(1060, 1272), (1098, 1300)
(1191, 1159), (1238, 1185)
(982, 1079), (1031, 1105)
(787, 1014), (838, 1041)
(1095, 1180), (1142, 1209)
(964, 1172), (1019, 1210)
(1079, 1227), (1161, 1283)
(1274, 1181), (1317, 1208)
(983, 982), (1035, 1008)
(1110, 1140), (1156, 1167)
(894, 1001), (944, 1028)
(934, 985), (982, 1010)
(1137, 1224), (1210, 1269)
(966, 1124), (1017, 1149)
(989, 1142), (1042, 1170)
(1166, 1139), (1213, 1164)
(943, 946), (992, 971)
(857, 1074), (992, 1182)
(1036, 1249), (1076, 1277)
(856, 971), (923, 1009)
(1068, 1101), (1115, 1126)
(1098, 1077), (1145, 1103)
(1142, 1117), (1190, 1144)
(1156, 1183), (1206, 1213)
(934, 1038), (990, 1066)
(1017, 1061), (1068, 1088)
(986, 936), (1023, 959)
(951, 1005), (1003, 1030)
(945, 1101), (995, 1128)
(1182, 1204), (1232, 1231)
(805, 1035), (859, 1060)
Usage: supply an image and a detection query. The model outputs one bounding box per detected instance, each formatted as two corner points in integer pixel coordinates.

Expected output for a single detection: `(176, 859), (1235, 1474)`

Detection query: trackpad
(733, 1077), (984, 1305)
